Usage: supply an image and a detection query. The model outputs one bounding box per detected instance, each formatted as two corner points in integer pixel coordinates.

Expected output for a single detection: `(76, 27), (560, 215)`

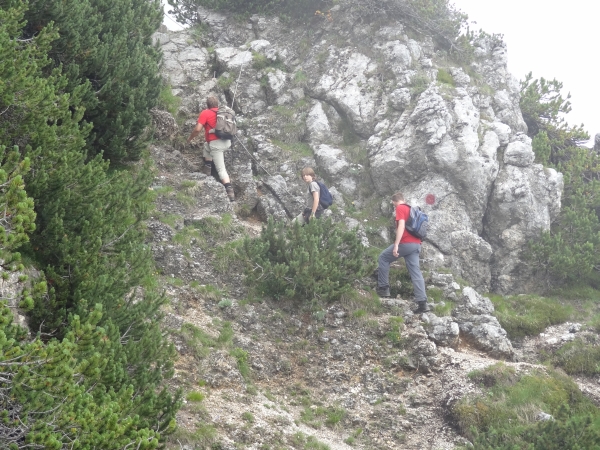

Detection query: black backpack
(316, 181), (333, 209)
(212, 106), (237, 140)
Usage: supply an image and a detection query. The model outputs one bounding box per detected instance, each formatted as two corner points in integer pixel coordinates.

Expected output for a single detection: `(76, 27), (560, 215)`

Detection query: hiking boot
(226, 185), (235, 202)
(415, 301), (432, 313)
(376, 287), (390, 298)
(202, 164), (212, 176)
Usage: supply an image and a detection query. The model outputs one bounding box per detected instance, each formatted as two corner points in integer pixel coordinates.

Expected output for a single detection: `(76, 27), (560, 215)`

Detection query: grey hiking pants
(378, 243), (427, 302)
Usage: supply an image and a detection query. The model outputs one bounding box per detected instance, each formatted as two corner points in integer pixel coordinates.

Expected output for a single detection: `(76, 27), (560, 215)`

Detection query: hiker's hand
(309, 212), (316, 220)
(392, 244), (399, 257)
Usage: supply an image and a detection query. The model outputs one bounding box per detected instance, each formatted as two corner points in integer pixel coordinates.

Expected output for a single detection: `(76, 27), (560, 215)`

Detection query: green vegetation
(252, 50), (286, 71)
(552, 337), (600, 376)
(409, 73), (431, 98)
(300, 405), (347, 429)
(272, 140), (314, 159)
(436, 68), (455, 86)
(386, 316), (405, 347)
(488, 294), (573, 339)
(158, 84), (182, 116)
(242, 411), (255, 423)
(230, 347), (251, 380)
(454, 363), (600, 449)
(0, 3), (179, 447)
(290, 432), (331, 450)
(186, 391), (206, 402)
(25, 0), (163, 163)
(522, 74), (600, 287)
(243, 218), (369, 302)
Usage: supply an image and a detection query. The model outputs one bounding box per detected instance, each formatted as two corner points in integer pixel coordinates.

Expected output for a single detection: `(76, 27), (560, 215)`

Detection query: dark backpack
(316, 181), (333, 209)
(213, 106), (237, 140)
(405, 204), (429, 239)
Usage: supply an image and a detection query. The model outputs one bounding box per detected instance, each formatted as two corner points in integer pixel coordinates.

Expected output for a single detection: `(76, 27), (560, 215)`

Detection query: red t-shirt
(396, 204), (421, 244)
(197, 108), (219, 142)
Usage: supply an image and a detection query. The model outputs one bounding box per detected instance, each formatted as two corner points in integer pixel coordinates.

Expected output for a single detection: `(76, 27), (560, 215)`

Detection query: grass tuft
(488, 294), (572, 339)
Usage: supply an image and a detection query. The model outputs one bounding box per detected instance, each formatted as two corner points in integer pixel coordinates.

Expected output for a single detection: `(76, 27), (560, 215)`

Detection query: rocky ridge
(154, 6), (561, 295)
(146, 7), (598, 450)
(147, 132), (598, 450)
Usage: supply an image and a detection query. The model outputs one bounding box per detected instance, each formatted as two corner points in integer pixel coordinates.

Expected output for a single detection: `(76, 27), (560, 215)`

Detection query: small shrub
(386, 316), (404, 347)
(192, 213), (235, 239)
(436, 68), (455, 86)
(186, 391), (205, 402)
(230, 347), (251, 380)
(217, 74), (235, 90)
(433, 300), (454, 316)
(409, 73), (430, 97)
(243, 218), (369, 302)
(301, 405), (346, 429)
(242, 411), (255, 423)
(316, 49), (329, 66)
(157, 84), (182, 115)
(218, 298), (233, 308)
(272, 140), (313, 159)
(294, 70), (308, 85)
(217, 321), (234, 344)
(428, 287), (444, 302)
(194, 284), (224, 301)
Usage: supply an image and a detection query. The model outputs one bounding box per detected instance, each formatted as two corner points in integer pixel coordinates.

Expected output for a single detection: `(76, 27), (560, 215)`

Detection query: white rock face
(153, 19), (564, 294)
(215, 48), (252, 70)
(311, 49), (380, 137)
(306, 102), (331, 142)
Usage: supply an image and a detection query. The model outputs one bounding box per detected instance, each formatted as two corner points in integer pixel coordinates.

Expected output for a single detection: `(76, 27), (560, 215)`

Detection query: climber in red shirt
(187, 96), (235, 201)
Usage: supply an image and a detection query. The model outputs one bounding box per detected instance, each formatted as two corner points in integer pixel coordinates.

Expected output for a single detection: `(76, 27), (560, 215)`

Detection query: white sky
(161, 1), (599, 141)
(452, 0), (599, 143)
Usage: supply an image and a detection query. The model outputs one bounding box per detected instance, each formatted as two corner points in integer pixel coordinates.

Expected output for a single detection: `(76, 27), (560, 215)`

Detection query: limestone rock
(310, 49), (380, 137)
(422, 313), (460, 348)
(150, 108), (179, 140)
(306, 102), (331, 142)
(452, 288), (514, 359)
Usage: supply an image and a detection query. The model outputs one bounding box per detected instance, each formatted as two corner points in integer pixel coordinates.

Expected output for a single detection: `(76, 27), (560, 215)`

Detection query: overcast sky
(452, 0), (599, 143)
(161, 1), (599, 142)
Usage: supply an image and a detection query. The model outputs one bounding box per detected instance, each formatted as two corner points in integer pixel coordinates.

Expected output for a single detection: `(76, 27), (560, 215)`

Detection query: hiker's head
(301, 167), (316, 183)
(206, 96), (219, 109)
(391, 192), (405, 206)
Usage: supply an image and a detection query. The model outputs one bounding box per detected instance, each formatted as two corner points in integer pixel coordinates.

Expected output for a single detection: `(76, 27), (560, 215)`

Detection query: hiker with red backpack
(377, 192), (430, 313)
(187, 96), (236, 202)
(294, 167), (333, 224)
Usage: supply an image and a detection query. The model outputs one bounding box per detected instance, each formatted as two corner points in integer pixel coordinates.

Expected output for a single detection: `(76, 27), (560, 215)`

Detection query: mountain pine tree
(22, 0), (164, 163)
(244, 218), (368, 302)
(521, 74), (600, 285)
(0, 2), (180, 442)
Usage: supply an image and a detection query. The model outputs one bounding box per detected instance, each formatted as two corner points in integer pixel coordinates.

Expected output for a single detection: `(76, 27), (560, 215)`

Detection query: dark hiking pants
(377, 243), (427, 302)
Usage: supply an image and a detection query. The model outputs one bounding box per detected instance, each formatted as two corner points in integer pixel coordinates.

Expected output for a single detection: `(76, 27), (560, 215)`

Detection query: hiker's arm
(187, 123), (203, 143)
(393, 220), (405, 257)
(310, 191), (319, 217)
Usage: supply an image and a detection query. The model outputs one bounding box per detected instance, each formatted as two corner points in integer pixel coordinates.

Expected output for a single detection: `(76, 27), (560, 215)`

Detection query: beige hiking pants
(203, 139), (231, 181)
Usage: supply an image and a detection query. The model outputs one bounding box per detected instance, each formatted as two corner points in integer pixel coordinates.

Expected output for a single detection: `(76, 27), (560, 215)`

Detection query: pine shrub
(243, 218), (368, 302)
(23, 0), (163, 163)
(522, 74), (600, 286)
(0, 3), (180, 444)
